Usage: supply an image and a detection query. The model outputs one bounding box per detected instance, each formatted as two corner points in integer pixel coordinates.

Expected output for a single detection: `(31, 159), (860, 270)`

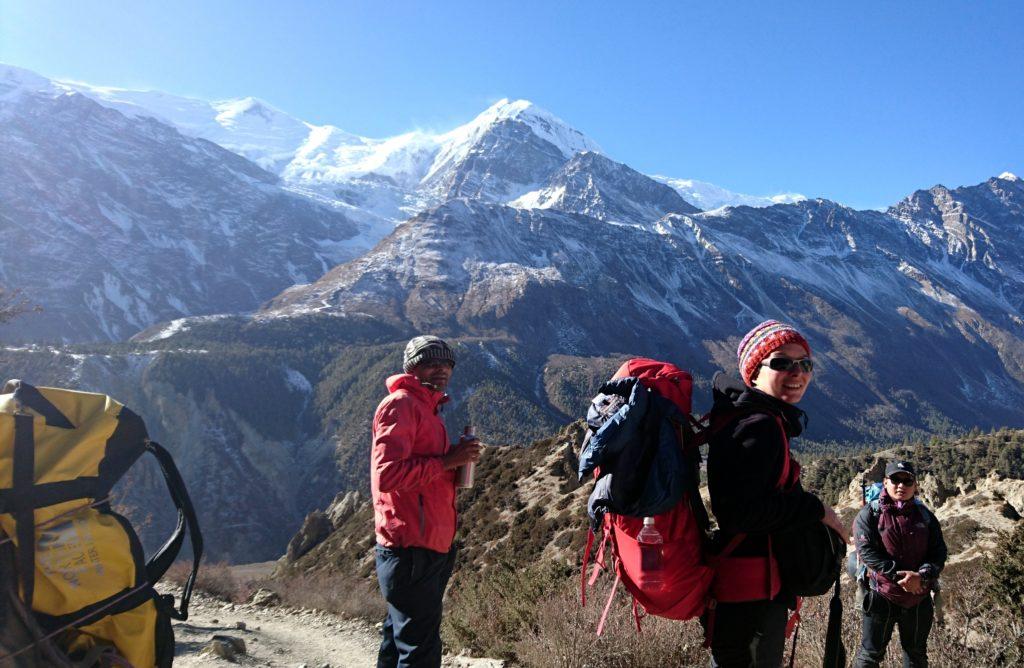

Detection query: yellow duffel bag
(0, 380), (202, 667)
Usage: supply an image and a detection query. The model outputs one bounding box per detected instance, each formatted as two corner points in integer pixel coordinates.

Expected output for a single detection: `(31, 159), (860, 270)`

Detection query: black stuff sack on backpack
(773, 522), (846, 597)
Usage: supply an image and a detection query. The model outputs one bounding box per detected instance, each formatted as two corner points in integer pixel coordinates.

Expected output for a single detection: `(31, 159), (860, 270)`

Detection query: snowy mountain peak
(212, 96), (289, 126)
(6, 64), (821, 217)
(998, 171), (1021, 182)
(42, 75), (314, 172)
(415, 99), (601, 201)
(0, 62), (48, 87)
(652, 175), (807, 210)
(768, 192), (808, 204)
(511, 151), (698, 225)
(449, 98), (602, 159)
(0, 63), (61, 101)
(478, 98), (536, 121)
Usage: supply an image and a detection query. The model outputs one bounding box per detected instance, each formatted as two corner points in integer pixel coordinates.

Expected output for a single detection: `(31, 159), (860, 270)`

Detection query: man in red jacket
(371, 335), (482, 668)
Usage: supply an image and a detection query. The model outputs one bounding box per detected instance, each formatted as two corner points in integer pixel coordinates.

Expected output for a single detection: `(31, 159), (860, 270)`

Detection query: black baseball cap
(885, 461), (916, 479)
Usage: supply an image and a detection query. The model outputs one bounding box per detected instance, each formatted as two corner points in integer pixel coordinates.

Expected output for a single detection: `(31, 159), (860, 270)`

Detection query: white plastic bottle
(637, 516), (664, 590)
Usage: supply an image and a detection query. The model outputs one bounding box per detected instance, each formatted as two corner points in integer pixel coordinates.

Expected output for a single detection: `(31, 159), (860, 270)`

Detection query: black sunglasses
(761, 357), (814, 374)
(888, 475), (916, 486)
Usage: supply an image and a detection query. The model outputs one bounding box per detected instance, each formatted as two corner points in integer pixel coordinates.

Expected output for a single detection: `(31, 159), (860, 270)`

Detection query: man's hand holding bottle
(442, 432), (482, 470)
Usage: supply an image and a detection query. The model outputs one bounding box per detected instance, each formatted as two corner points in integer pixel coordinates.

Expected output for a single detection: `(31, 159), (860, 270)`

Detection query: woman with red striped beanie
(703, 319), (849, 667)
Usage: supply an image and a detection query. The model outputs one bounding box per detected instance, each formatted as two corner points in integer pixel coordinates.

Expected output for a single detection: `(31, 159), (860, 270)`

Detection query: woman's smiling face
(751, 342), (813, 404)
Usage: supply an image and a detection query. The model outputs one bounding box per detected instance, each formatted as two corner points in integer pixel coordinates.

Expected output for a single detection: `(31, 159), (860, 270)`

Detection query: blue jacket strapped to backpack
(578, 377), (690, 527)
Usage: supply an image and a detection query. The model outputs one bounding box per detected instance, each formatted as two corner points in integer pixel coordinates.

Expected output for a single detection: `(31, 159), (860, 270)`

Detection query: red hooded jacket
(370, 374), (456, 553)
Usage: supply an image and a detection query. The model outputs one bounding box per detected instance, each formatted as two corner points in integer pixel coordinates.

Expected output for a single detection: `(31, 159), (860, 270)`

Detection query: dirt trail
(167, 586), (502, 667)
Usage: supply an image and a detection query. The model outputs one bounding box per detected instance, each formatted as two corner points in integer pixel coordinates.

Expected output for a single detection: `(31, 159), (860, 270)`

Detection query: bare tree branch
(0, 286), (40, 325)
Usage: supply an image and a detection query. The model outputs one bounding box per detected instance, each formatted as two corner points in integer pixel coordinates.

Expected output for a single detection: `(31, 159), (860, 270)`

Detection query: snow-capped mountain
(60, 77), (601, 194)
(265, 173), (1024, 442)
(2, 63), (720, 342)
(0, 65), (360, 341)
(417, 99), (603, 202)
(653, 175), (807, 211)
(43, 66), (804, 214)
(57, 73), (602, 202)
(510, 151), (699, 226)
(62, 85), (314, 175)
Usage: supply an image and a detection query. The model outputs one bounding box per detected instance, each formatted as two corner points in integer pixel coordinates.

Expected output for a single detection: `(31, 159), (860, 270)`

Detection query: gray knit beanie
(403, 336), (456, 373)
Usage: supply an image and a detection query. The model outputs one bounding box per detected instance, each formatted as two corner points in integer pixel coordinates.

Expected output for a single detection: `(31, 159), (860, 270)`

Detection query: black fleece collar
(711, 372), (807, 438)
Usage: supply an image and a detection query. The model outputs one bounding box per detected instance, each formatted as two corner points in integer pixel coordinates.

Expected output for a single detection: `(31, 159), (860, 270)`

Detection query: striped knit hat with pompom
(737, 320), (811, 387)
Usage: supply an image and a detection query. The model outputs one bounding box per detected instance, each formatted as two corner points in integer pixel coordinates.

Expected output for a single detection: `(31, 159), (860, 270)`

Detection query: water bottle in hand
(455, 425), (476, 488)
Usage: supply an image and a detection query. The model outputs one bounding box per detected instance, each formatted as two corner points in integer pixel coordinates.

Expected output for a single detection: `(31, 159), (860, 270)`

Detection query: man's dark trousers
(853, 590), (933, 668)
(375, 544), (457, 668)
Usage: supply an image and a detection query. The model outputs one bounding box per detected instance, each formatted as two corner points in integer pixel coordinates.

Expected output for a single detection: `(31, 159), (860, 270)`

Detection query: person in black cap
(370, 335), (482, 668)
(852, 460), (947, 668)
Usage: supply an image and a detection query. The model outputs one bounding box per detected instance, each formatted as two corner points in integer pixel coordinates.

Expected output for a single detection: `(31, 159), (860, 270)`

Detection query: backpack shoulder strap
(770, 415), (795, 490)
(144, 441), (203, 621)
(9, 381), (75, 429)
(917, 503), (937, 527)
(716, 409), (795, 491)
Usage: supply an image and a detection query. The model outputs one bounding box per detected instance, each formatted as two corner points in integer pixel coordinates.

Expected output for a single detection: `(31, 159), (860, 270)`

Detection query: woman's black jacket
(706, 373), (825, 558)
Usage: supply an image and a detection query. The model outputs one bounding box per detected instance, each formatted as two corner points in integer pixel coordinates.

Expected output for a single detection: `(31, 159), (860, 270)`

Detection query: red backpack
(580, 358), (798, 636)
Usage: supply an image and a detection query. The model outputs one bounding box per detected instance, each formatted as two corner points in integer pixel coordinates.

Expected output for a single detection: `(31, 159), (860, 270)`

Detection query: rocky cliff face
(0, 67), (360, 342)
(511, 151), (700, 225)
(888, 176), (1024, 311)
(0, 336), (572, 562)
(0, 345), (338, 562)
(263, 175), (1024, 442)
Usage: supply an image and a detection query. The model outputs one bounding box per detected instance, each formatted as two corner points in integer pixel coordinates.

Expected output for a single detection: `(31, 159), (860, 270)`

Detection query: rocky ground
(166, 585), (504, 667)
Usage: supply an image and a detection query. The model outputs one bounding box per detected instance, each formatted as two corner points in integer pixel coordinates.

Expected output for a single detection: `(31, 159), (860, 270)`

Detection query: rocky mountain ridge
(2, 63), (802, 343)
(46, 64), (801, 212)
(0, 67), (361, 342)
(509, 151), (700, 225)
(259, 173), (1024, 443)
(277, 425), (1024, 583)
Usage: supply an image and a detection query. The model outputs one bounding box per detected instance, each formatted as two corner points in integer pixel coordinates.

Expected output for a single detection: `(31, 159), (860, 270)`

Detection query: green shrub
(262, 570), (385, 621)
(515, 587), (707, 668)
(165, 560), (253, 603)
(443, 559), (569, 660)
(985, 522), (1024, 621)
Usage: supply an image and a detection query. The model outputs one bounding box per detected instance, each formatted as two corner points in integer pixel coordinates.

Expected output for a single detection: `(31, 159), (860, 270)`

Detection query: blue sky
(2, 1), (1021, 209)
